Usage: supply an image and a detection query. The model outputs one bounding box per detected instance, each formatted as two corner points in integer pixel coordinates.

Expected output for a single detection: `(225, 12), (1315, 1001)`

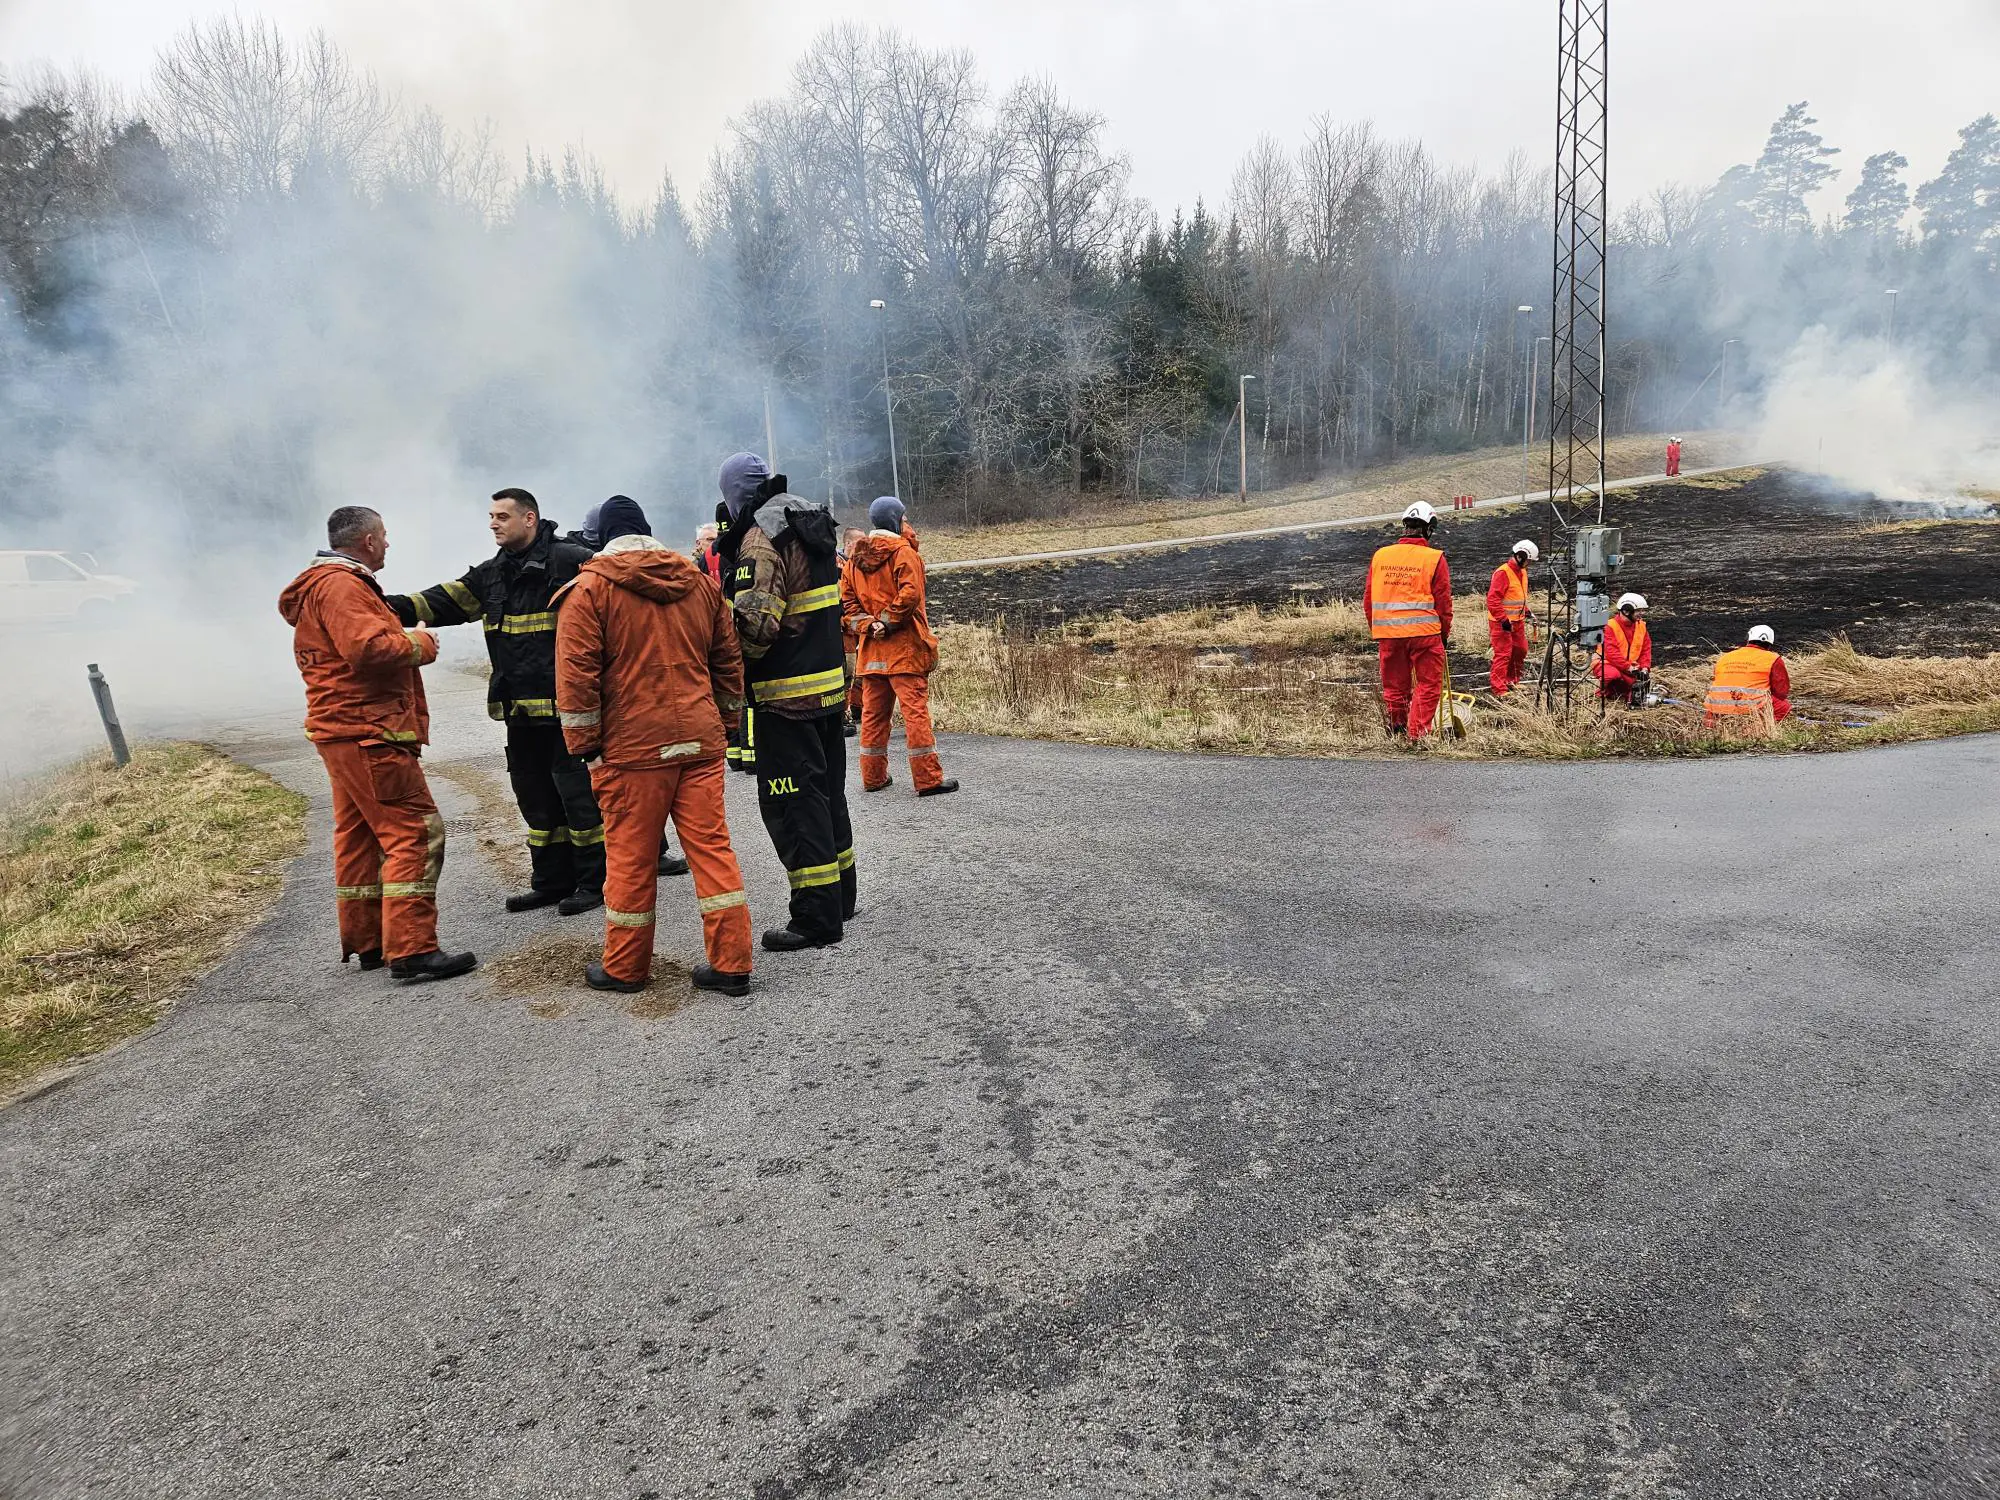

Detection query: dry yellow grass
(919, 432), (1751, 563)
(931, 612), (2000, 762)
(1, 743), (306, 1094)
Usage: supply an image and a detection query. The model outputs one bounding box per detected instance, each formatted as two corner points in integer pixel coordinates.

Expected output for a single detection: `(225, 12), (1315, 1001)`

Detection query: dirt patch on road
(931, 468), (2000, 663)
(486, 932), (692, 1020)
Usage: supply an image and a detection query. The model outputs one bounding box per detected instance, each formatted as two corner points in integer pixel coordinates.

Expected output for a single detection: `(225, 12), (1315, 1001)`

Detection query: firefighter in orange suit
(844, 496), (958, 797)
(1486, 538), (1538, 695)
(277, 506), (477, 983)
(1704, 625), (1792, 732)
(1594, 593), (1654, 705)
(553, 497), (755, 996)
(1363, 502), (1454, 738)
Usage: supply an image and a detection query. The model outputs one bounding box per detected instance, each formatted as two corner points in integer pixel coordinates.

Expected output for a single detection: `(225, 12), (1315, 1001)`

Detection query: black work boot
(390, 950), (478, 983)
(350, 950), (384, 971)
(762, 925), (841, 953)
(691, 963), (751, 997)
(584, 962), (645, 994)
(505, 889), (569, 913)
(557, 889), (604, 917)
(918, 779), (960, 798)
(657, 850), (690, 878)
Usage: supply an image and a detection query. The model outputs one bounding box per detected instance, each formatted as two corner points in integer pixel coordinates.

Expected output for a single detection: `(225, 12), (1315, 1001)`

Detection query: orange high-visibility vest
(1494, 561), (1530, 622)
(1705, 645), (1778, 719)
(1592, 612), (1656, 680)
(1368, 543), (1445, 639)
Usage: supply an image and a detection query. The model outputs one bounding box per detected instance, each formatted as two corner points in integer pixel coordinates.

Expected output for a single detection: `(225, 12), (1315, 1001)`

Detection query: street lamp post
(1238, 374), (1256, 504)
(1516, 305), (1534, 499)
(869, 299), (901, 499)
(1884, 288), (1900, 343)
(1720, 338), (1742, 419)
(1526, 336), (1550, 486)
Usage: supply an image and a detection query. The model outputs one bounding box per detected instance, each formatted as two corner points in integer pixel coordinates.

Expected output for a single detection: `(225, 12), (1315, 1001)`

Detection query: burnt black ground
(3, 673), (1997, 1499)
(931, 470), (2000, 660)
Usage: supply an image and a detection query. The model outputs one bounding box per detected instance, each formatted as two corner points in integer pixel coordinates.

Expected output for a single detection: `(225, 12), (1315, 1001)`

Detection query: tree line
(1, 18), (1996, 547)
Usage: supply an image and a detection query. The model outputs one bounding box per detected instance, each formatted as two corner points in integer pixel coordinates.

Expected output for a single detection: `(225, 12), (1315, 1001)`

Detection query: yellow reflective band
(784, 584), (841, 616)
(786, 861), (843, 890)
(442, 580), (482, 614)
(382, 880), (438, 898)
(836, 847), (855, 870)
(488, 703), (506, 721)
(335, 883), (382, 900)
(561, 709), (601, 728)
(606, 907), (656, 928)
(378, 729), (420, 742)
(509, 699), (557, 717)
(659, 741), (703, 760)
(569, 825), (605, 848)
(498, 611), (557, 634)
(484, 619), (500, 633)
(526, 827), (571, 847)
(857, 743), (888, 756)
(699, 889), (748, 913)
(754, 667), (848, 703)
(408, 594), (436, 624)
(406, 633), (426, 664)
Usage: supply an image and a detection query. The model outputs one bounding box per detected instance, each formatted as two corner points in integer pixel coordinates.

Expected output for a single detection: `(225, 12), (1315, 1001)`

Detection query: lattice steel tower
(1536, 0), (1610, 715)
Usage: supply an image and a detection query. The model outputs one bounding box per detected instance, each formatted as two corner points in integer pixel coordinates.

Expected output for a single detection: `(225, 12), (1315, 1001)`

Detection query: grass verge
(0, 742), (305, 1097)
(931, 605), (2000, 761)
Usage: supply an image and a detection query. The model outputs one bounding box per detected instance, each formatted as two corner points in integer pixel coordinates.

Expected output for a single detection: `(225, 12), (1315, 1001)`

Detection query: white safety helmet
(1402, 501), (1437, 526)
(1616, 592), (1648, 613)
(1512, 539), (1540, 562)
(1747, 624), (1776, 646)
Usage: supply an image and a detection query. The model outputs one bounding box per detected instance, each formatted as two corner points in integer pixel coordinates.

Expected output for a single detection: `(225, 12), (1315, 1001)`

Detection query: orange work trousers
(316, 740), (445, 961)
(857, 674), (944, 792)
(1488, 623), (1528, 696)
(592, 757), (753, 984)
(1377, 636), (1447, 738)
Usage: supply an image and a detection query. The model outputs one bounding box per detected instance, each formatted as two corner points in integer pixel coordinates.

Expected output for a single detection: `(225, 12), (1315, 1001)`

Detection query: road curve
(3, 715), (1996, 1498)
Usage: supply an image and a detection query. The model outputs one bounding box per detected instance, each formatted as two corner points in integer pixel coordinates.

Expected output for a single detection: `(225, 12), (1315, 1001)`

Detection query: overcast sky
(5, 0), (1997, 218)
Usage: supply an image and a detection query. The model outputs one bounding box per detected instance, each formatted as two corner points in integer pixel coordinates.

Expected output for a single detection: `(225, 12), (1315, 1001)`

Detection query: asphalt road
(4, 687), (1997, 1498)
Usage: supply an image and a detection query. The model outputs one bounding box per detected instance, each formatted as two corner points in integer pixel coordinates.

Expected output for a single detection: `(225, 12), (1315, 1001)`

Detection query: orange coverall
(278, 555), (445, 962)
(841, 528), (946, 791)
(1486, 557), (1531, 695)
(1363, 536), (1454, 737)
(554, 536), (753, 983)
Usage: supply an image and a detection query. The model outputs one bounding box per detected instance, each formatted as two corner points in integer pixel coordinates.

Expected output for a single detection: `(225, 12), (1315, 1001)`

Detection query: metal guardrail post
(86, 663), (131, 767)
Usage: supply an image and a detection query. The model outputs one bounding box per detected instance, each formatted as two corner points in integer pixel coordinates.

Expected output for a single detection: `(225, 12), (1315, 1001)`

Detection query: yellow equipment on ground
(1436, 651), (1476, 740)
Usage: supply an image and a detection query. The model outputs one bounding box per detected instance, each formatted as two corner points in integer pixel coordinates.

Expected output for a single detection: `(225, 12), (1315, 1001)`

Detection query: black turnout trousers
(753, 710), (856, 939)
(504, 717), (606, 896)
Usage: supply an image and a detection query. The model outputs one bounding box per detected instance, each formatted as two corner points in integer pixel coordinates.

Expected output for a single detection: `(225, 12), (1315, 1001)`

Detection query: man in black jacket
(387, 488), (685, 915)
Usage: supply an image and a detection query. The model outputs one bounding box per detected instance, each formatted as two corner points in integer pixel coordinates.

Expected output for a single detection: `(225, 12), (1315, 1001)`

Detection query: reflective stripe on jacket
(1705, 645), (1786, 720)
(1487, 559), (1530, 624)
(278, 555), (435, 745)
(1365, 539), (1450, 640)
(385, 519), (592, 721)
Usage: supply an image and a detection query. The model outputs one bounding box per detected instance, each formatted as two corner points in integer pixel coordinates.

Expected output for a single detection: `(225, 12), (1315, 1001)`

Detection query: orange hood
(278, 554), (375, 626)
(579, 535), (705, 602)
(850, 531), (907, 573)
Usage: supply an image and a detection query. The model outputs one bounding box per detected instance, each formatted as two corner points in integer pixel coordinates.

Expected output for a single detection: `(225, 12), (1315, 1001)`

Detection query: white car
(0, 550), (140, 626)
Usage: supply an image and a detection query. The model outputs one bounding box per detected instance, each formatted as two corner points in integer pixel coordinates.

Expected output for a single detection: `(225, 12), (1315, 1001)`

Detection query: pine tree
(1843, 150), (1909, 237)
(1753, 102), (1840, 234)
(1915, 114), (2000, 244)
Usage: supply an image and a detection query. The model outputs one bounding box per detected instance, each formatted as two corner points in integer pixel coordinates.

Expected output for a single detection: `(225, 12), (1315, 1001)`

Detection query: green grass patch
(1, 743), (306, 1098)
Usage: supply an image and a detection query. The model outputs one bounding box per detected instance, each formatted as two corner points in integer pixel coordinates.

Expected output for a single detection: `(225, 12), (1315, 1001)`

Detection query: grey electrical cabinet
(1574, 526), (1624, 578)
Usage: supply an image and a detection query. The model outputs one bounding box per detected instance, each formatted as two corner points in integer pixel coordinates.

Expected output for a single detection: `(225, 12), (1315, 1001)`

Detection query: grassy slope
(918, 430), (1748, 564)
(931, 605), (2000, 762)
(0, 743), (306, 1096)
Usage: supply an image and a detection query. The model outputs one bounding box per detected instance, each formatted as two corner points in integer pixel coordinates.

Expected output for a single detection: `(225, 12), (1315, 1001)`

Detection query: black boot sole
(691, 968), (752, 997)
(761, 929), (842, 953)
(505, 892), (571, 913)
(391, 953), (479, 983)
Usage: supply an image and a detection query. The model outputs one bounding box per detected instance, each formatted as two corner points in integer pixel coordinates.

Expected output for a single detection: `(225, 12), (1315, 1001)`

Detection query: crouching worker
(279, 506), (476, 983)
(1704, 624), (1792, 735)
(554, 498), (754, 996)
(1594, 593), (1654, 706)
(844, 497), (958, 797)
